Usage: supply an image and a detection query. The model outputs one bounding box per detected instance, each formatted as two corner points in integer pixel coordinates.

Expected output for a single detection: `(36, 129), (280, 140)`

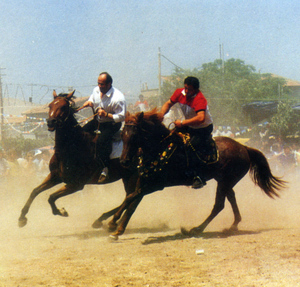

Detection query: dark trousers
(188, 124), (213, 153)
(179, 124), (214, 179)
(83, 120), (121, 168)
(96, 121), (121, 167)
(179, 124), (213, 152)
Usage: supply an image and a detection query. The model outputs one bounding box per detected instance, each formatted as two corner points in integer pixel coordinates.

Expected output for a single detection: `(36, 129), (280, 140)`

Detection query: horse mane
(57, 92), (78, 111)
(125, 108), (164, 126)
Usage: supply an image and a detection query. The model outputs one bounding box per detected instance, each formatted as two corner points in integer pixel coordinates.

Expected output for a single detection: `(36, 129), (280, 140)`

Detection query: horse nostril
(47, 118), (56, 128)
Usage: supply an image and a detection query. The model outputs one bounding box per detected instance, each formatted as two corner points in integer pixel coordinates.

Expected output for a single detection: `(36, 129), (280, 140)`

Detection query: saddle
(176, 132), (219, 165)
(87, 126), (122, 160)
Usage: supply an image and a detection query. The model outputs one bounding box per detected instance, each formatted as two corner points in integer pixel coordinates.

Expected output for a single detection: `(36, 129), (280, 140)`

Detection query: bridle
(47, 98), (73, 129)
(122, 119), (178, 177)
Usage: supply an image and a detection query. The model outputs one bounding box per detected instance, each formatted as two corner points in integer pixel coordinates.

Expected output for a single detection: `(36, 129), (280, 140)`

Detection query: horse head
(47, 90), (76, 131)
(120, 109), (165, 168)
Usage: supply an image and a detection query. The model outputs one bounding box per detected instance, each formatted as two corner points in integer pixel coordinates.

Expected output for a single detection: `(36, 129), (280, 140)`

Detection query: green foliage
(161, 58), (291, 127)
(269, 101), (300, 138)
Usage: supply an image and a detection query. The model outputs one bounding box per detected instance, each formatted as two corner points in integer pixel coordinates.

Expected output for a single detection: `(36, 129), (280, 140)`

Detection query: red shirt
(170, 88), (213, 128)
(170, 88), (207, 112)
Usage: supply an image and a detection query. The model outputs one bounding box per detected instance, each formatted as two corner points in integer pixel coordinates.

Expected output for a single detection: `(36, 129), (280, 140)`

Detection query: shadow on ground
(141, 228), (283, 245)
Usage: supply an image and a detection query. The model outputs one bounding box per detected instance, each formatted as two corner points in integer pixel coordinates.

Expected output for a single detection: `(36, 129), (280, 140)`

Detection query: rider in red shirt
(161, 76), (214, 189)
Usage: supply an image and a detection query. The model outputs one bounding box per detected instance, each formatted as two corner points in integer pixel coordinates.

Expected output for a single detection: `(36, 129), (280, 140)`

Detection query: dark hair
(184, 76), (200, 89)
(99, 72), (113, 84)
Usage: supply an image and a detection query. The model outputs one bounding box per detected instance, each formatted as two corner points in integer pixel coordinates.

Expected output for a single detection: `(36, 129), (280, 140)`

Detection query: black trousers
(179, 124), (214, 152)
(188, 124), (213, 153)
(179, 124), (214, 178)
(83, 120), (121, 168)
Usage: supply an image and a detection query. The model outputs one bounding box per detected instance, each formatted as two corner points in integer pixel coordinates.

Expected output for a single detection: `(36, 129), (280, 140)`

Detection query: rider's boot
(96, 155), (109, 184)
(98, 166), (108, 183)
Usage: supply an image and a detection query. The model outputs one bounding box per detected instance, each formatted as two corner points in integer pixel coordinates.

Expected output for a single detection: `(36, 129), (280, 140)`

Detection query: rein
(76, 114), (96, 127)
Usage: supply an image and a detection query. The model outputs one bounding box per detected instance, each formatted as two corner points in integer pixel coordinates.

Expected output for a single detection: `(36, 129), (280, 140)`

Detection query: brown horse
(18, 90), (137, 228)
(106, 110), (286, 239)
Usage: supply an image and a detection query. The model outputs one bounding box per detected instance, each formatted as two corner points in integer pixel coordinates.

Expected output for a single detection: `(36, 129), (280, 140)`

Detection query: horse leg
(48, 183), (84, 216)
(107, 188), (141, 232)
(182, 182), (227, 236)
(18, 173), (62, 227)
(110, 195), (144, 240)
(226, 188), (242, 231)
(92, 174), (139, 229)
(92, 205), (122, 229)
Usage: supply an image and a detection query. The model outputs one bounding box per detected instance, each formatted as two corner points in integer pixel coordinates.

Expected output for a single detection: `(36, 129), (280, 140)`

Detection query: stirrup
(192, 176), (206, 189)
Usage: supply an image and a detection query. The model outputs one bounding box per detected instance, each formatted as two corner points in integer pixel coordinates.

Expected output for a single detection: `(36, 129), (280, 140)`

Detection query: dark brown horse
(18, 90), (137, 228)
(107, 110), (286, 240)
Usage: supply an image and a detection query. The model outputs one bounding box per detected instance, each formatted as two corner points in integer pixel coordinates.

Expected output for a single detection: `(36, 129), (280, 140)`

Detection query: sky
(0, 0), (299, 104)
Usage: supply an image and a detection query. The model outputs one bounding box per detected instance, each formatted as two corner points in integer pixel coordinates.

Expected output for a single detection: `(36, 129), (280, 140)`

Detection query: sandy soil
(0, 169), (299, 286)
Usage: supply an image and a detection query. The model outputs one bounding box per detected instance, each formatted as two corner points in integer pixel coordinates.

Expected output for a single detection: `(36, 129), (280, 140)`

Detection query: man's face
(98, 74), (111, 94)
(184, 84), (197, 98)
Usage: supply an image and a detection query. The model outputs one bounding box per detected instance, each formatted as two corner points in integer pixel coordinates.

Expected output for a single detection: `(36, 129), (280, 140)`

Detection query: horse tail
(246, 146), (286, 198)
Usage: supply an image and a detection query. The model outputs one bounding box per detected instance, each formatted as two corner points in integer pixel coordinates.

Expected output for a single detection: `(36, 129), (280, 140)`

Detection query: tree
(161, 58), (289, 126)
(269, 101), (299, 139)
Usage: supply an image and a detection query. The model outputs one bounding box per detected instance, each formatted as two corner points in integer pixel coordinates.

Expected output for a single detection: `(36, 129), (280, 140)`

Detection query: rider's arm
(161, 99), (174, 116)
(180, 110), (205, 127)
(83, 100), (94, 108)
(96, 103), (125, 122)
(174, 111), (205, 128)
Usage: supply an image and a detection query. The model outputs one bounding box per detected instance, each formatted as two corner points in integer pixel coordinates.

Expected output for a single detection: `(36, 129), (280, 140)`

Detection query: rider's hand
(174, 120), (183, 128)
(83, 101), (93, 108)
(97, 108), (107, 117)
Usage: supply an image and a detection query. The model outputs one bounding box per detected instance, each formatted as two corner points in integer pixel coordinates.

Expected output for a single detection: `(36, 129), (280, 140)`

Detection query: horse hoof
(108, 222), (118, 232)
(92, 220), (103, 229)
(181, 227), (191, 237)
(225, 226), (239, 233)
(59, 208), (69, 217)
(108, 234), (119, 241)
(182, 227), (204, 237)
(18, 217), (28, 228)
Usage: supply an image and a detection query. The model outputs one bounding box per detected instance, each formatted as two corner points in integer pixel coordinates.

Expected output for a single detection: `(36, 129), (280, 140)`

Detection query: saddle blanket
(110, 140), (123, 159)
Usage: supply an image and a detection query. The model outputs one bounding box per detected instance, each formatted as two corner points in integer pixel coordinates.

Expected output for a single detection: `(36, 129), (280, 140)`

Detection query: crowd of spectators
(0, 147), (52, 181)
(0, 119), (299, 181)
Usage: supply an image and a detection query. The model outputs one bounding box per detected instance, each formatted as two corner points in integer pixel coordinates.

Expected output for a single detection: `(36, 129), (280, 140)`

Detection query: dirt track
(0, 170), (299, 286)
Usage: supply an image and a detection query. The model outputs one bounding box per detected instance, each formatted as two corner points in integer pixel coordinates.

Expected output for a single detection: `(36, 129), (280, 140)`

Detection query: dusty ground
(0, 169), (299, 286)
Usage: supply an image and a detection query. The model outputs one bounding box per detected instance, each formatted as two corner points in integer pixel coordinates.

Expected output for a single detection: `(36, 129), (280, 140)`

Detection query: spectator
(134, 94), (149, 112)
(277, 144), (297, 171)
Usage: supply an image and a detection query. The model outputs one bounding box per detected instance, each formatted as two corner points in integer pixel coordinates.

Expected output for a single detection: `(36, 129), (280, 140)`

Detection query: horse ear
(66, 90), (75, 100)
(53, 90), (58, 98)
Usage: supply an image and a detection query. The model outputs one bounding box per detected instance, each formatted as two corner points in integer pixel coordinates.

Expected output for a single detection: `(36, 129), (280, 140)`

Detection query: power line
(160, 54), (184, 71)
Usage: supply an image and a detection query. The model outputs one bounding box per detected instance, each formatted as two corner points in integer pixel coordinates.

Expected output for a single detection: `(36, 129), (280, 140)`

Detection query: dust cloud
(0, 167), (299, 286)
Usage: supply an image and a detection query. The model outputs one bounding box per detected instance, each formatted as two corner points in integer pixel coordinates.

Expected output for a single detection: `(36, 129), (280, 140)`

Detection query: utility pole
(158, 47), (162, 107)
(0, 68), (5, 143)
(219, 40), (225, 86)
